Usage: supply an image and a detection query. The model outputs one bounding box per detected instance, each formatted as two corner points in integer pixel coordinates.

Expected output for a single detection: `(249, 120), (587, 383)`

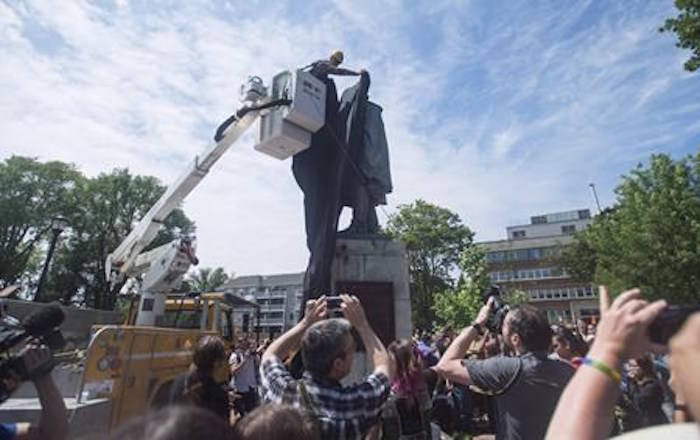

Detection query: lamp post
(34, 216), (69, 302)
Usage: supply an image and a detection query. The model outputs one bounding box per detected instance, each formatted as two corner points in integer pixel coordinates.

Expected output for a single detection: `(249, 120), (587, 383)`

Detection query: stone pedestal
(331, 237), (412, 384)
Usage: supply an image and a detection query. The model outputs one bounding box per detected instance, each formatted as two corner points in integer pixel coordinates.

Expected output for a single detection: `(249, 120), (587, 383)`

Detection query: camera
(0, 305), (66, 403)
(484, 286), (510, 333)
(648, 304), (700, 345)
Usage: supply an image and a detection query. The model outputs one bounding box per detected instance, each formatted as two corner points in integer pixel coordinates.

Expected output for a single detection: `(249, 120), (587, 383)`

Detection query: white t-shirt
(229, 351), (257, 392)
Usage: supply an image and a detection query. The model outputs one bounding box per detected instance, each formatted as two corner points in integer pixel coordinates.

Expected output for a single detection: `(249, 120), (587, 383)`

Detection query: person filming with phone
(259, 294), (394, 440)
(546, 286), (700, 439)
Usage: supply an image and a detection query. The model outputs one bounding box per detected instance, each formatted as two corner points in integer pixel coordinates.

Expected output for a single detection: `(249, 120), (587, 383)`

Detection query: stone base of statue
(331, 237), (412, 385)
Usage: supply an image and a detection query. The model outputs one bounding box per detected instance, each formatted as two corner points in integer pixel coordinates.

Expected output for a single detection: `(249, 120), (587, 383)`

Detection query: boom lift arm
(105, 70), (326, 326)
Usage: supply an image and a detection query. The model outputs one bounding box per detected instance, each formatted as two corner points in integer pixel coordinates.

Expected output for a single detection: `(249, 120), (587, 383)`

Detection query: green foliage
(433, 243), (490, 329)
(0, 156), (195, 309)
(46, 168), (194, 309)
(661, 0), (700, 72)
(0, 156), (82, 290)
(561, 153), (700, 303)
(386, 199), (473, 330)
(503, 289), (529, 306)
(559, 235), (598, 283)
(184, 267), (232, 293)
(433, 284), (483, 330)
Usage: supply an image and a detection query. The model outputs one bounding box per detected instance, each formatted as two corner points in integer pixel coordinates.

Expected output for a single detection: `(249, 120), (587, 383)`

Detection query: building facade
(479, 209), (599, 323)
(220, 272), (304, 338)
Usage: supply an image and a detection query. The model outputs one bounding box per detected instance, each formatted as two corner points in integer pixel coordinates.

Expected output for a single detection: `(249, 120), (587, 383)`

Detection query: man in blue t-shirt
(0, 345), (68, 440)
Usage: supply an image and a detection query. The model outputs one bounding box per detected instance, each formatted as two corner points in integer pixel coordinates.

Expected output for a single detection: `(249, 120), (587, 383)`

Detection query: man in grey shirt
(436, 299), (574, 440)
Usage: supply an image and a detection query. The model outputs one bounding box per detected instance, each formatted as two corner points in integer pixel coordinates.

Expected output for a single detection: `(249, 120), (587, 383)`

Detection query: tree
(386, 200), (473, 330)
(430, 245), (534, 330)
(433, 246), (490, 329)
(46, 168), (194, 309)
(0, 156), (81, 291)
(561, 153), (700, 303)
(184, 267), (231, 292)
(660, 0), (700, 72)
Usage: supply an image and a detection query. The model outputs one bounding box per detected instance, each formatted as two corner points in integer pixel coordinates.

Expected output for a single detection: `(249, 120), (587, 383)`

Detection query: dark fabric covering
(292, 75), (344, 301)
(293, 71), (394, 304)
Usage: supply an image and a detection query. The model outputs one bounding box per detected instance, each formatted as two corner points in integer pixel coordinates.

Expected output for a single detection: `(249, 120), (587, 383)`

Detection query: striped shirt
(261, 356), (390, 440)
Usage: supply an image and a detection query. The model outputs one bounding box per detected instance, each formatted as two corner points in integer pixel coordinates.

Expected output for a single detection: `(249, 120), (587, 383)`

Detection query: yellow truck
(75, 292), (257, 434)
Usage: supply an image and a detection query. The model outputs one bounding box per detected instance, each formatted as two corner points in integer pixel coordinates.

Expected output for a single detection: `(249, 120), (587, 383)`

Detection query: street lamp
(34, 216), (69, 302)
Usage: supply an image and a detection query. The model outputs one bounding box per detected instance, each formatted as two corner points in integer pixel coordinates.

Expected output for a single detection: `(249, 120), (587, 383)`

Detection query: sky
(2, 0), (699, 277)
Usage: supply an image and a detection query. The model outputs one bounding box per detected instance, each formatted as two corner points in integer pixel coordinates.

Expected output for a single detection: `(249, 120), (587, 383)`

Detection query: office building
(220, 272), (304, 337)
(479, 209), (599, 323)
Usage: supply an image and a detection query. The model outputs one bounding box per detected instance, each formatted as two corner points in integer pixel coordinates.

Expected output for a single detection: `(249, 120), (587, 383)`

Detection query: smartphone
(327, 296), (342, 310)
(648, 305), (700, 345)
(326, 296), (343, 317)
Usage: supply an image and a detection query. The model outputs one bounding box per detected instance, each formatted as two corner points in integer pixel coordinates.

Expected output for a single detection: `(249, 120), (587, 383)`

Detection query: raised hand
(340, 294), (369, 329)
(589, 286), (666, 364)
(302, 295), (327, 326)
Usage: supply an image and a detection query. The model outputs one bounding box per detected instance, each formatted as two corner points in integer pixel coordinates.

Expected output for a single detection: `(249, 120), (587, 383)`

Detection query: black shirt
(169, 371), (229, 421)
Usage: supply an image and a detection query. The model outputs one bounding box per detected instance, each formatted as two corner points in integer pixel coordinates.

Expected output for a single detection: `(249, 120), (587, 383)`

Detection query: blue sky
(1, 0), (699, 276)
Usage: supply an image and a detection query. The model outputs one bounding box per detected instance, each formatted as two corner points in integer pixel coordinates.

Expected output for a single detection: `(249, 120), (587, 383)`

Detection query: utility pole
(35, 216), (69, 302)
(589, 183), (602, 215)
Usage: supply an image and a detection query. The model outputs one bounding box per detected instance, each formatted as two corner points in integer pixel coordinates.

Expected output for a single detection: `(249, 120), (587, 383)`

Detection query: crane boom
(106, 110), (260, 281)
(100, 69), (326, 327)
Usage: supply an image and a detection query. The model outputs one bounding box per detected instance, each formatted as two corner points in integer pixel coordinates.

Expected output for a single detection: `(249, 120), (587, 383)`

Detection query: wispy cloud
(1, 0), (698, 276)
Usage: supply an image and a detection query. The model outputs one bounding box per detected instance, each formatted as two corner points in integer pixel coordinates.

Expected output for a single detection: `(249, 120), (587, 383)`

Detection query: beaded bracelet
(582, 356), (622, 384)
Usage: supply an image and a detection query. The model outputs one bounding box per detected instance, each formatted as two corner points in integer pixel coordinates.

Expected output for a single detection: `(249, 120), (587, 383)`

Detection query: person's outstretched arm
(261, 297), (327, 363)
(328, 66), (362, 76)
(14, 345), (69, 440)
(340, 294), (393, 380)
(434, 297), (493, 385)
(545, 287), (666, 440)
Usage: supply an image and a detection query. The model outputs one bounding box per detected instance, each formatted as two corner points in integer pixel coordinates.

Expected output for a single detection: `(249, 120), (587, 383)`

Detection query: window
(531, 215), (547, 224)
(578, 209), (591, 219)
(487, 252), (504, 263)
(158, 310), (200, 329)
(512, 230), (526, 239)
(561, 225), (576, 235)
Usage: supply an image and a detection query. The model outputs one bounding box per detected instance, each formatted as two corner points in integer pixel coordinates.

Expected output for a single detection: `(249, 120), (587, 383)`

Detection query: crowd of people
(109, 286), (698, 440)
(2, 287), (698, 440)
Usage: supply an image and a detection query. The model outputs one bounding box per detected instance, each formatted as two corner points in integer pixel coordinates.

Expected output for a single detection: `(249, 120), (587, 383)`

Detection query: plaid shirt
(261, 356), (390, 440)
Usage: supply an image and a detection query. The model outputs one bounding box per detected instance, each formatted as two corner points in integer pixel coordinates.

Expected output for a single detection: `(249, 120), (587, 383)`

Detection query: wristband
(582, 357), (622, 384)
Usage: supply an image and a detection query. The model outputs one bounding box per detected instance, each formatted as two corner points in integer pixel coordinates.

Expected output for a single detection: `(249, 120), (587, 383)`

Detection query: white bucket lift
(255, 69), (326, 160)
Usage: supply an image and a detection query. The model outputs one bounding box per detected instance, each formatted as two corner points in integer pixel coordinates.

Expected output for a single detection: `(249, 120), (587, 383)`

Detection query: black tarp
(292, 72), (392, 303)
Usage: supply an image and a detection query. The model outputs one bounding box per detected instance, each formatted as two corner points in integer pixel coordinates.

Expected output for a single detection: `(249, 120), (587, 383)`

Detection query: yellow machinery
(74, 292), (258, 433)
